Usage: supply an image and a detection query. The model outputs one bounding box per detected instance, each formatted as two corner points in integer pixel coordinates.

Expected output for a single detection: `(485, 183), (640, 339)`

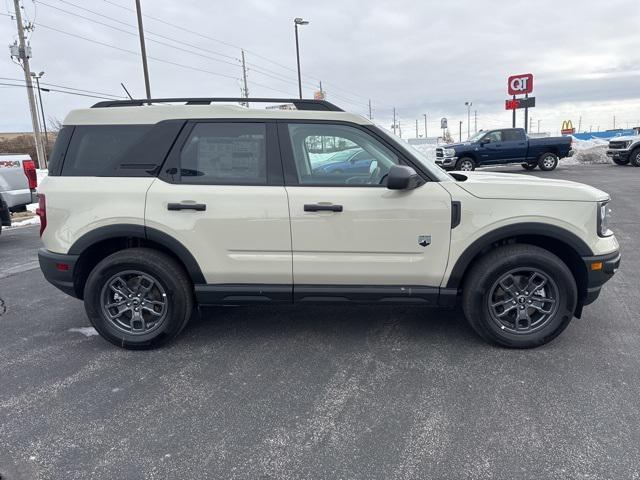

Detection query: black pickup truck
(435, 128), (573, 171)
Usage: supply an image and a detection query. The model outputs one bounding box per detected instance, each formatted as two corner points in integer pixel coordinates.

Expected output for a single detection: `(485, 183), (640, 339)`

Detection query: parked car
(311, 147), (374, 176)
(436, 128), (573, 171)
(38, 98), (619, 350)
(0, 154), (38, 234)
(606, 134), (640, 166)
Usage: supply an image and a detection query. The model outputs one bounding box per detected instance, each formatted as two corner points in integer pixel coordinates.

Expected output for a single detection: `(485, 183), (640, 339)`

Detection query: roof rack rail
(91, 97), (343, 112)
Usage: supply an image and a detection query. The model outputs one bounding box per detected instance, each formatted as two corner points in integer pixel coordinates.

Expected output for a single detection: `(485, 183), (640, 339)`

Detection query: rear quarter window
(61, 125), (151, 176)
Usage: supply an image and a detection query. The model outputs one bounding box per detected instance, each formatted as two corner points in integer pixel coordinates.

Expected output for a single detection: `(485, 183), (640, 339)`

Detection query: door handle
(167, 202), (207, 211)
(304, 204), (343, 212)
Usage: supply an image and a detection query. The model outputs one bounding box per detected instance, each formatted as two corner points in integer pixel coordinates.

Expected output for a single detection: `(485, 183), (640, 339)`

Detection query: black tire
(84, 248), (193, 349)
(537, 152), (559, 171)
(456, 157), (476, 171)
(521, 163), (537, 170)
(612, 156), (630, 166)
(630, 148), (640, 167)
(462, 244), (577, 348)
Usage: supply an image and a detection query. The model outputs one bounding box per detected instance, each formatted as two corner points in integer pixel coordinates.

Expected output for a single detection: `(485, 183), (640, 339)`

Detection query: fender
(445, 222), (593, 289)
(68, 224), (206, 284)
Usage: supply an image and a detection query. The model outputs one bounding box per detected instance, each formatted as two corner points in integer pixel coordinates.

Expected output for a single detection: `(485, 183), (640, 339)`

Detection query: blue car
(312, 148), (374, 175)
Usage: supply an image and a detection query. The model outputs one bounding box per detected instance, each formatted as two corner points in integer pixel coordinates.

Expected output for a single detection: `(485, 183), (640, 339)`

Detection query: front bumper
(581, 250), (621, 305)
(606, 149), (630, 160)
(435, 157), (457, 170)
(38, 248), (81, 298)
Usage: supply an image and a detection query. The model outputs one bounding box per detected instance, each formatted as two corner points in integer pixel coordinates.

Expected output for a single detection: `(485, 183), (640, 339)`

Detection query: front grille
(609, 141), (627, 149)
(436, 148), (443, 158)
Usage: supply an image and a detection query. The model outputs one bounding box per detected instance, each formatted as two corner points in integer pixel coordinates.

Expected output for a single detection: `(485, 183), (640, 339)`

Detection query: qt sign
(508, 73), (534, 96)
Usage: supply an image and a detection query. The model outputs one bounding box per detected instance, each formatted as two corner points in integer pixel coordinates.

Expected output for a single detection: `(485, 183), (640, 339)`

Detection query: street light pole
(31, 71), (48, 155)
(423, 114), (427, 139)
(464, 101), (472, 139)
(294, 17), (309, 99)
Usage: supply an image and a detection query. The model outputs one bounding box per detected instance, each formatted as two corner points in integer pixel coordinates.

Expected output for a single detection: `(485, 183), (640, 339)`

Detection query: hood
(610, 135), (640, 142)
(440, 142), (471, 149)
(453, 171), (609, 202)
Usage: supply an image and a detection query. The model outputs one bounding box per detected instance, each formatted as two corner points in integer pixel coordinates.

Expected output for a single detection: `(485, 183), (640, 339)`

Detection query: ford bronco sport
(38, 98), (620, 349)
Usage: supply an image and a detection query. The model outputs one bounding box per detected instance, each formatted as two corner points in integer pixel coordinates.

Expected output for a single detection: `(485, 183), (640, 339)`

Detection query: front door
(279, 122), (452, 300)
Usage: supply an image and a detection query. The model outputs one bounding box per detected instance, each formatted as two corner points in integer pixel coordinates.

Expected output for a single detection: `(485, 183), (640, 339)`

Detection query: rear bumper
(38, 248), (81, 298)
(582, 250), (621, 305)
(3, 188), (35, 209)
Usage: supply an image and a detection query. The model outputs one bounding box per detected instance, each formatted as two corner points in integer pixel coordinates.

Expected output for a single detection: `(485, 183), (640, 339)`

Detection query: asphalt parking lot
(0, 163), (638, 479)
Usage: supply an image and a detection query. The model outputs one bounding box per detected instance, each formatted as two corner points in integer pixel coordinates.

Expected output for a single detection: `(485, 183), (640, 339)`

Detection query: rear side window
(178, 123), (267, 185)
(62, 125), (151, 176)
(502, 129), (526, 141)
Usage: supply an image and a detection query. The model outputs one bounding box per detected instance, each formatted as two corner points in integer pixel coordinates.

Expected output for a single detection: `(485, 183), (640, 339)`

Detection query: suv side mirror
(480, 137), (490, 145)
(386, 165), (420, 190)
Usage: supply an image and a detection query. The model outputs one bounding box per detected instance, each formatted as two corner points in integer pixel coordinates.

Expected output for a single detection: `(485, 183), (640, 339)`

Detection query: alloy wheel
(487, 268), (559, 334)
(100, 270), (168, 335)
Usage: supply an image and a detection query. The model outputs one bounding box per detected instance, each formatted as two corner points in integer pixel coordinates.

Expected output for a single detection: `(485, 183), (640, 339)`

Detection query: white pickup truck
(0, 154), (38, 234)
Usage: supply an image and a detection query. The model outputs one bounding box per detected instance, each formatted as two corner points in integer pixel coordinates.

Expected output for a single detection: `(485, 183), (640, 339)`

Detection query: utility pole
(577, 116), (582, 133)
(423, 114), (427, 139)
(240, 49), (249, 107)
(415, 119), (419, 138)
(474, 110), (477, 133)
(459, 120), (463, 142)
(135, 0), (151, 100)
(11, 0), (45, 168)
(538, 119), (541, 134)
(398, 121), (402, 138)
(613, 115), (616, 130)
(529, 116), (533, 134)
(368, 99), (372, 120)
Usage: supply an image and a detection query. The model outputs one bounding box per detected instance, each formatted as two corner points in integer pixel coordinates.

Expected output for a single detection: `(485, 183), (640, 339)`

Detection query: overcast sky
(1, 0), (639, 137)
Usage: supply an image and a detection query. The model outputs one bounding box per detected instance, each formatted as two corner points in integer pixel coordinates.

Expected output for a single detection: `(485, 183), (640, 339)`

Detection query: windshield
(467, 130), (486, 143)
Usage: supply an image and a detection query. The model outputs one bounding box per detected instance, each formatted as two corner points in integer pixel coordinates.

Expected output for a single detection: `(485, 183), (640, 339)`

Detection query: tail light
(23, 160), (37, 190)
(36, 194), (47, 236)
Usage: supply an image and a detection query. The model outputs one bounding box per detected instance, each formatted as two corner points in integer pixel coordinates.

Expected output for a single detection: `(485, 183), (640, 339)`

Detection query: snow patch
(68, 327), (99, 337)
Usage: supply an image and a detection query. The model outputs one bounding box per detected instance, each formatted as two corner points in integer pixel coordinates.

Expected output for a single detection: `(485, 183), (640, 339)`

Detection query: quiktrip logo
(508, 73), (534, 96)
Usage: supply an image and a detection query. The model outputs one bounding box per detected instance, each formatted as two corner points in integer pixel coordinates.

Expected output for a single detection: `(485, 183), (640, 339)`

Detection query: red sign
(505, 99), (519, 110)
(508, 73), (534, 95)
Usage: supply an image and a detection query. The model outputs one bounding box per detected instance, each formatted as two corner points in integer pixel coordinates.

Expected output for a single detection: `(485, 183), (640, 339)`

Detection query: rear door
(145, 120), (292, 300)
(500, 129), (527, 163)
(280, 121), (452, 300)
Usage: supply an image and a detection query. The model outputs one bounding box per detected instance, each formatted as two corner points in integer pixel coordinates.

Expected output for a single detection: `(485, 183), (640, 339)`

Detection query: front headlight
(443, 148), (456, 157)
(598, 200), (613, 237)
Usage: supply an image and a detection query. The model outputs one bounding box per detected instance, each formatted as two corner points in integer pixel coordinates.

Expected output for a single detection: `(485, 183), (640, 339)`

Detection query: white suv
(37, 98), (620, 349)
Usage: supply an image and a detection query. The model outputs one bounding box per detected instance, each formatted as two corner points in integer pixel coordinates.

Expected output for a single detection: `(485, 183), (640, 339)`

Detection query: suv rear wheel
(537, 152), (559, 171)
(462, 244), (577, 348)
(630, 148), (640, 167)
(84, 248), (193, 349)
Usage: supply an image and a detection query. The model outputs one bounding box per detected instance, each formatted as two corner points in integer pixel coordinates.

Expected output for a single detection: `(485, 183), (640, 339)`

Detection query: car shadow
(180, 303), (485, 349)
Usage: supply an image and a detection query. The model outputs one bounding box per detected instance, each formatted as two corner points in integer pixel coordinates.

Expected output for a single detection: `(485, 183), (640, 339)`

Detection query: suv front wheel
(462, 244), (577, 348)
(84, 248), (193, 349)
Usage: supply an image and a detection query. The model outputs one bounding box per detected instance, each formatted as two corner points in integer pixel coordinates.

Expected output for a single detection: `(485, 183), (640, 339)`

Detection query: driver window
(485, 131), (502, 143)
(287, 123), (400, 186)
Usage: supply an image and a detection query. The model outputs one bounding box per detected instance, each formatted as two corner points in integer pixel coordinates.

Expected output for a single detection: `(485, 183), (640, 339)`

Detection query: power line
(97, 0), (382, 106)
(0, 76), (125, 98)
(37, 23), (296, 97)
(0, 81), (125, 100)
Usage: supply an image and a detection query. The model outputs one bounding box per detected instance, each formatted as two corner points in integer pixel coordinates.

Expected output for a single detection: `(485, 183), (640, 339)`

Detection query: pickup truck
(0, 154), (38, 234)
(606, 132), (640, 166)
(436, 128), (574, 171)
